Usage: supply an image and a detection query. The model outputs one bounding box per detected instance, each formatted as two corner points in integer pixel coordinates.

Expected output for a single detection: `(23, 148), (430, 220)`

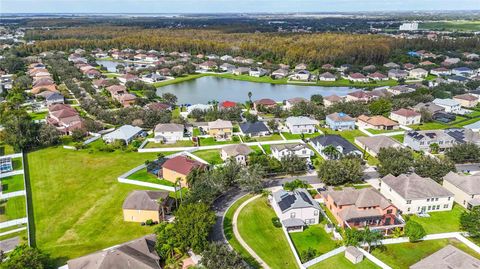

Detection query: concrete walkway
(0, 218), (28, 229)
(0, 227), (27, 237)
(232, 195), (272, 269)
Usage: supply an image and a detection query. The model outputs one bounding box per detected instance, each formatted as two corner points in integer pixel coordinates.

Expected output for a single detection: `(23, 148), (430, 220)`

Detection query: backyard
(192, 149), (223, 164)
(281, 132), (322, 140)
(237, 197), (299, 269)
(308, 253), (381, 269)
(127, 167), (175, 187)
(289, 221), (338, 261)
(144, 140), (194, 148)
(199, 137), (240, 146)
(1, 174), (25, 193)
(0, 196), (26, 222)
(408, 204), (466, 234)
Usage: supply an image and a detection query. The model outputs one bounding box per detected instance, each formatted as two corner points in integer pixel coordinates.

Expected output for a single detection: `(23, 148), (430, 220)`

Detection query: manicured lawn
(0, 196), (26, 222)
(318, 128), (366, 144)
(410, 121), (449, 130)
(408, 204), (466, 234)
(127, 168), (175, 187)
(144, 140), (194, 148)
(1, 174), (25, 193)
(320, 204), (339, 225)
(282, 132), (322, 140)
(0, 223), (27, 234)
(309, 253), (381, 269)
(153, 73), (207, 87)
(27, 147), (163, 265)
(237, 197), (299, 269)
(366, 128), (403, 135)
(249, 146), (264, 155)
(199, 137), (240, 146)
(0, 229), (28, 243)
(290, 221), (337, 260)
(29, 111), (48, 121)
(261, 144), (272, 154)
(192, 149), (223, 164)
(12, 157), (23, 170)
(252, 134), (283, 142)
(223, 194), (260, 268)
(371, 238), (480, 269)
(391, 134), (405, 143)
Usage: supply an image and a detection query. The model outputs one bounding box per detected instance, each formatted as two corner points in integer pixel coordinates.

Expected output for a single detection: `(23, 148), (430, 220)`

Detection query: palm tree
(322, 145), (340, 159)
(361, 227), (384, 253)
(248, 91), (252, 102)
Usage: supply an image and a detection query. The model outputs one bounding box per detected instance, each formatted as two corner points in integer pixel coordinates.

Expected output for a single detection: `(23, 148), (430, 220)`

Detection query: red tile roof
(220, 101), (237, 108)
(392, 108), (420, 118)
(254, 98), (276, 106)
(162, 156), (204, 176)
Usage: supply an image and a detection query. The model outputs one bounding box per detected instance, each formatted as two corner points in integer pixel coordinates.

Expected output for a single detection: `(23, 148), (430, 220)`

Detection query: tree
(247, 91), (252, 103)
(201, 242), (248, 269)
(71, 128), (87, 142)
(310, 94), (323, 105)
(162, 93), (178, 105)
(413, 155), (456, 182)
(155, 222), (182, 262)
(0, 112), (39, 151)
(283, 179), (309, 191)
(405, 220), (426, 242)
(344, 229), (362, 247)
(445, 143), (480, 164)
(37, 124), (60, 147)
(419, 108), (433, 123)
(244, 112), (258, 123)
(174, 203), (216, 253)
(267, 119), (278, 133)
(368, 98), (392, 116)
(317, 157), (363, 185)
(460, 207), (480, 238)
(237, 163), (266, 193)
(361, 227), (384, 253)
(280, 155), (307, 175)
(1, 244), (53, 269)
(429, 143), (439, 154)
(300, 247), (318, 263)
(377, 147), (414, 176)
(321, 145), (340, 160)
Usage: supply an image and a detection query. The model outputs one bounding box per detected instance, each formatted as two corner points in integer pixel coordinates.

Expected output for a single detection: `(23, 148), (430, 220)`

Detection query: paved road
(0, 236), (19, 252)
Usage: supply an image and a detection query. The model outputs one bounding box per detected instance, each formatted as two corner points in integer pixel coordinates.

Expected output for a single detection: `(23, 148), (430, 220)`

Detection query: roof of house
(326, 188), (392, 209)
(147, 102), (171, 111)
(357, 115), (399, 127)
(67, 235), (161, 269)
(273, 188), (320, 213)
(221, 144), (252, 157)
(326, 112), (355, 122)
(381, 173), (453, 199)
(345, 246), (363, 259)
(287, 97), (308, 104)
(103, 125), (143, 141)
(162, 156), (204, 175)
(270, 143), (309, 152)
(368, 72), (387, 79)
(154, 123), (184, 133)
(220, 101), (237, 108)
(410, 245), (480, 269)
(413, 102), (445, 114)
(464, 120), (480, 130)
(254, 98), (276, 106)
(281, 218), (305, 228)
(208, 119), (233, 129)
(355, 136), (402, 154)
(319, 72), (336, 79)
(311, 134), (359, 155)
(122, 190), (169, 211)
(348, 90), (372, 99)
(286, 116), (319, 126)
(443, 171), (480, 195)
(324, 95), (343, 102)
(454, 94), (478, 101)
(445, 128), (480, 144)
(391, 108), (420, 118)
(433, 98), (461, 107)
(239, 121), (269, 134)
(349, 73), (367, 79)
(410, 68), (428, 73)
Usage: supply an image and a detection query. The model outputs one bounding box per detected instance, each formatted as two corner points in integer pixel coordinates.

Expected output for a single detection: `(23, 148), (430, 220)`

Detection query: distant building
(399, 22), (418, 31)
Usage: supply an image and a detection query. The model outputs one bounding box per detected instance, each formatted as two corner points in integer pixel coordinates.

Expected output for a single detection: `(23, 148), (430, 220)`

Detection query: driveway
(0, 236), (20, 252)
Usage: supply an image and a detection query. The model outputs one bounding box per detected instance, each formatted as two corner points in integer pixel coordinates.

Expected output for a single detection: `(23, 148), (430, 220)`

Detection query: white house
(442, 172), (480, 210)
(220, 144), (252, 165)
(270, 143), (313, 161)
(270, 189), (321, 232)
(289, 70), (311, 81)
(154, 123), (185, 144)
(409, 68), (428, 79)
(285, 116), (318, 134)
(433, 98), (462, 114)
(249, 68), (268, 77)
(389, 108), (421, 125)
(103, 125), (143, 145)
(379, 173), (454, 214)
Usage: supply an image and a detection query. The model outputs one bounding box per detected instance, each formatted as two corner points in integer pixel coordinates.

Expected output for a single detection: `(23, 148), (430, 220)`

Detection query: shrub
(271, 217), (282, 228)
(145, 219), (154, 226)
(405, 220), (426, 242)
(300, 247), (318, 263)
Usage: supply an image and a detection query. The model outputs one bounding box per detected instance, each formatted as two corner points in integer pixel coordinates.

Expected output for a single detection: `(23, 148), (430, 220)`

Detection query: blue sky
(1, 0), (479, 13)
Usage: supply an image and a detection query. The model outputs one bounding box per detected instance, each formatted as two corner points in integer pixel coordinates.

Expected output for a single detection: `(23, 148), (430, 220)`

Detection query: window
(406, 200), (412, 204)
(314, 210), (319, 216)
(290, 212), (296, 218)
(427, 198), (430, 202)
(448, 197), (451, 201)
(444, 204), (449, 208)
(387, 209), (392, 214)
(427, 206), (431, 210)
(436, 205), (440, 210)
(407, 207), (411, 212)
(435, 198), (439, 201)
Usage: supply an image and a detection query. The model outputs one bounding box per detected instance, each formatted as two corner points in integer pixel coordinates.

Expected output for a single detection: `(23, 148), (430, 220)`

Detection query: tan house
(453, 94), (479, 108)
(355, 136), (403, 157)
(162, 156), (205, 187)
(207, 119), (233, 140)
(357, 115), (399, 130)
(221, 144), (252, 165)
(389, 108), (421, 125)
(323, 94), (343, 107)
(442, 172), (480, 209)
(122, 190), (173, 223)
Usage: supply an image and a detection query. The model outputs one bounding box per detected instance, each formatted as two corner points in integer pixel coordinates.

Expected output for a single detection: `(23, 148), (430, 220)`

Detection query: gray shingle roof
(270, 143), (308, 152)
(355, 136), (402, 155)
(103, 125), (143, 141)
(311, 134), (359, 155)
(410, 245), (480, 269)
(443, 172), (480, 195)
(154, 123), (184, 133)
(122, 190), (169, 211)
(282, 218), (305, 228)
(273, 189), (320, 213)
(381, 173), (453, 199)
(239, 121), (269, 134)
(221, 144), (252, 157)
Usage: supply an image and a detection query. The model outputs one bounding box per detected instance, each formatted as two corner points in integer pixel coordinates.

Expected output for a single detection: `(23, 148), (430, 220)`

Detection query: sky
(1, 0), (479, 14)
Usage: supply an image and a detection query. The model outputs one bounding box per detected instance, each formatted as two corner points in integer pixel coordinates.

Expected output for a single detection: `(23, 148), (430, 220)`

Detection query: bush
(405, 220), (426, 242)
(300, 247), (318, 263)
(271, 217), (282, 228)
(232, 136), (240, 142)
(145, 219), (154, 226)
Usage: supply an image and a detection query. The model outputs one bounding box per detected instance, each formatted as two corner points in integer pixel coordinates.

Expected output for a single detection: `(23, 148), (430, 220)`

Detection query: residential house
(324, 188), (403, 230)
(447, 75), (470, 84)
(339, 64), (352, 72)
(107, 85), (137, 107)
(389, 108), (421, 125)
(147, 102), (171, 111)
(219, 101), (237, 110)
(388, 69), (409, 80)
(403, 63), (415, 70)
(348, 73), (368, 83)
(452, 67), (474, 77)
(186, 104), (212, 114)
(355, 136), (403, 157)
(409, 68), (428, 79)
(141, 73), (165, 83)
(154, 123), (184, 144)
(321, 64), (335, 70)
(465, 120), (480, 132)
(404, 130), (456, 152)
(285, 116), (319, 134)
(249, 67), (268, 77)
(433, 98), (462, 114)
(103, 125), (143, 145)
(410, 245), (480, 269)
(346, 91), (375, 103)
(220, 55), (233, 62)
(118, 73), (139, 84)
(443, 172), (480, 210)
(271, 69), (289, 79)
(323, 95), (343, 107)
(363, 65), (377, 72)
(285, 97), (308, 110)
(207, 119), (233, 140)
(122, 190), (173, 223)
(290, 70), (311, 81)
(442, 57), (461, 66)
(379, 173), (454, 214)
(162, 156), (205, 187)
(239, 121), (270, 137)
(253, 98), (277, 111)
(221, 144), (252, 165)
(270, 189), (321, 232)
(220, 63), (236, 72)
(37, 91), (64, 106)
(367, 72), (388, 81)
(318, 72), (336, 81)
(384, 62), (400, 69)
(444, 128), (480, 146)
(67, 235), (161, 269)
(46, 104), (84, 135)
(270, 143), (313, 161)
(356, 115), (399, 130)
(310, 134), (362, 159)
(465, 53), (480, 61)
(431, 67), (451, 76)
(232, 67), (250, 75)
(295, 63), (308, 70)
(413, 102), (445, 115)
(325, 112), (356, 131)
(453, 94), (478, 108)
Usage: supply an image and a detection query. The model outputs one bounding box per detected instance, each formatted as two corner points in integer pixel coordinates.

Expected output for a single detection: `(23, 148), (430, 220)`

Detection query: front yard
(242, 133), (283, 142)
(407, 204), (466, 234)
(290, 221), (338, 261)
(192, 149), (223, 164)
(308, 253), (381, 269)
(281, 132), (322, 140)
(366, 128), (403, 135)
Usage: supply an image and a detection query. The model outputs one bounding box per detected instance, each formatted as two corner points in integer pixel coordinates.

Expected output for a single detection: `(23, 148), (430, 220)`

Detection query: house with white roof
(442, 172), (480, 210)
(285, 116), (319, 134)
(433, 98), (462, 114)
(154, 123), (185, 144)
(103, 125), (143, 144)
(409, 68), (428, 79)
(270, 143), (313, 161)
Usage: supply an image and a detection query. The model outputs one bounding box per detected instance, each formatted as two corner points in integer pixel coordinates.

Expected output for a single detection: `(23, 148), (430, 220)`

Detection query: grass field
(290, 221), (338, 261)
(1, 174), (25, 193)
(237, 197), (299, 269)
(282, 132), (322, 140)
(144, 140), (194, 148)
(408, 204), (466, 234)
(0, 196), (26, 222)
(420, 20), (480, 32)
(192, 149), (223, 164)
(199, 137), (240, 146)
(366, 128), (403, 135)
(27, 147), (162, 265)
(391, 134), (405, 143)
(244, 134), (283, 142)
(12, 157), (23, 170)
(29, 111), (48, 121)
(127, 168), (175, 186)
(371, 238), (480, 269)
(308, 253), (381, 269)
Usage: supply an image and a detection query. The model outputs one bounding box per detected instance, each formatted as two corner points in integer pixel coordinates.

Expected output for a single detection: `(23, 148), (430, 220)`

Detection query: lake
(156, 76), (356, 104)
(96, 60), (125, 72)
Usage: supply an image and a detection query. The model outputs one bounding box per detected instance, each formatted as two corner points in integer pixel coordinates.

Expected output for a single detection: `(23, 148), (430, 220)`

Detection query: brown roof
(391, 108), (420, 118)
(287, 97), (308, 104)
(368, 72), (387, 79)
(327, 112), (355, 122)
(357, 115), (399, 127)
(31, 84), (57, 94)
(326, 188), (393, 209)
(254, 98), (276, 106)
(222, 144), (252, 157)
(349, 73), (367, 79)
(454, 94), (478, 101)
(162, 156), (204, 176)
(324, 95), (343, 102)
(107, 85), (127, 95)
(147, 102), (171, 111)
(348, 90), (372, 99)
(122, 190), (170, 211)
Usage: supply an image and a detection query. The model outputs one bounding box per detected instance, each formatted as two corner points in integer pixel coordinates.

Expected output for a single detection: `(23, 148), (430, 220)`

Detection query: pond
(156, 76), (357, 104)
(96, 60), (125, 72)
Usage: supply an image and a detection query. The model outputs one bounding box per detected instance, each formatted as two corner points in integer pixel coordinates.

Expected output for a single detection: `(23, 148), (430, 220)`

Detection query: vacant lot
(192, 149), (223, 164)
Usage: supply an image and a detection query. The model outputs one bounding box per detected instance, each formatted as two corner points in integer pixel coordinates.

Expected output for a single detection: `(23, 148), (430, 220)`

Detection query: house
(323, 95), (343, 107)
(453, 94), (478, 108)
(37, 91), (64, 106)
(348, 73), (368, 83)
(220, 55), (233, 62)
(384, 62), (400, 69)
(433, 98), (462, 114)
(404, 130), (456, 152)
(356, 115), (399, 130)
(270, 143), (313, 161)
(447, 75), (470, 84)
(154, 123), (184, 144)
(290, 70), (311, 81)
(295, 63), (308, 70)
(46, 104), (84, 135)
(355, 136), (403, 157)
(413, 102), (445, 115)
(339, 64), (352, 72)
(220, 63), (236, 72)
(410, 245), (480, 269)
(318, 72), (336, 81)
(321, 64), (334, 70)
(186, 104), (212, 114)
(67, 235), (161, 269)
(118, 73), (139, 84)
(379, 173), (454, 214)
(285, 116), (319, 134)
(443, 172), (480, 210)
(162, 156), (205, 187)
(122, 190), (173, 223)
(141, 73), (165, 83)
(239, 121), (270, 137)
(465, 53), (480, 61)
(270, 188), (321, 232)
(367, 72), (388, 81)
(103, 125), (143, 144)
(388, 69), (409, 80)
(285, 97), (308, 110)
(431, 67), (451, 76)
(107, 85), (137, 107)
(310, 134), (362, 160)
(325, 112), (356, 131)
(389, 108), (421, 125)
(387, 85), (415, 96)
(443, 57), (461, 66)
(219, 101), (237, 110)
(221, 144), (252, 165)
(419, 61), (435, 67)
(207, 119), (233, 140)
(346, 91), (375, 103)
(253, 98), (277, 111)
(324, 188), (403, 230)
(249, 67), (268, 77)
(465, 120), (480, 132)
(363, 65), (377, 72)
(452, 67), (474, 77)
(271, 69), (289, 79)
(232, 67), (250, 75)
(409, 68), (428, 79)
(403, 63), (415, 70)
(147, 102), (171, 111)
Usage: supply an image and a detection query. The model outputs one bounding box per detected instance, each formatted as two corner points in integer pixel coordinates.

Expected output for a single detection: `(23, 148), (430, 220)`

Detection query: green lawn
(420, 20), (480, 32)
(408, 204), (466, 234)
(0, 196), (26, 222)
(261, 144), (272, 154)
(371, 238), (480, 269)
(0, 229), (28, 243)
(237, 197), (299, 269)
(249, 146), (264, 155)
(12, 157), (23, 170)
(290, 221), (338, 261)
(391, 134), (405, 143)
(320, 204), (339, 225)
(1, 174), (25, 193)
(27, 147), (164, 265)
(192, 149), (223, 164)
(199, 137), (240, 146)
(410, 121), (449, 130)
(309, 253), (381, 269)
(318, 128), (366, 144)
(282, 132), (322, 140)
(144, 140), (194, 148)
(127, 168), (175, 187)
(244, 134), (283, 142)
(223, 194), (260, 268)
(29, 111), (48, 121)
(366, 129), (403, 135)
